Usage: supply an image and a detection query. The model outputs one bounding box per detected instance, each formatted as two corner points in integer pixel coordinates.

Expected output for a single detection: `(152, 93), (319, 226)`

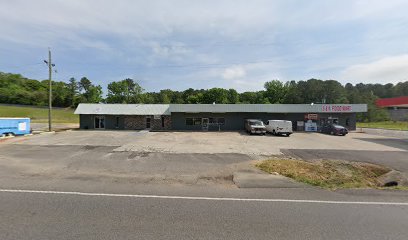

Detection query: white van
(265, 120), (293, 136)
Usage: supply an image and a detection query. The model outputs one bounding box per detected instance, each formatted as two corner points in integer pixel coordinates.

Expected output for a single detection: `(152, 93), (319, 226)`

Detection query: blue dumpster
(0, 118), (31, 136)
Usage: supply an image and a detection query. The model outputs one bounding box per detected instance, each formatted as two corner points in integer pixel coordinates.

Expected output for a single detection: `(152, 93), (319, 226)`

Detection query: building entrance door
(94, 116), (105, 129)
(146, 117), (151, 129)
(202, 118), (209, 131)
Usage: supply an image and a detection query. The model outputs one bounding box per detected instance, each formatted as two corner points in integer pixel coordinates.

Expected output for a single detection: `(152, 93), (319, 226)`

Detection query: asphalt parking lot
(0, 130), (407, 185)
(7, 130), (406, 154)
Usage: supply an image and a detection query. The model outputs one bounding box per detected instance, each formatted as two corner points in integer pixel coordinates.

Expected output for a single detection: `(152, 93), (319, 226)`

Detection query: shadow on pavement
(354, 138), (408, 151)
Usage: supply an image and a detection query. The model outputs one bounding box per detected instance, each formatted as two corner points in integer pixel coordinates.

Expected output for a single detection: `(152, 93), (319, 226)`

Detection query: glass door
(94, 116), (105, 129)
(202, 118), (209, 131)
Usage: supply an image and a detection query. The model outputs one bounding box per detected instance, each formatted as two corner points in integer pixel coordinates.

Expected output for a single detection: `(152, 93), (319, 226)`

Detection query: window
(186, 117), (203, 126)
(115, 116), (119, 128)
(250, 120), (263, 126)
(217, 118), (225, 125)
(194, 118), (202, 125)
(209, 118), (216, 124)
(186, 118), (193, 125)
(161, 116), (165, 128)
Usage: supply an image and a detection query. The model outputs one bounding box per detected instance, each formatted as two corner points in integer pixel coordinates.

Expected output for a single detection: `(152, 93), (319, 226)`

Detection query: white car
(265, 120), (293, 136)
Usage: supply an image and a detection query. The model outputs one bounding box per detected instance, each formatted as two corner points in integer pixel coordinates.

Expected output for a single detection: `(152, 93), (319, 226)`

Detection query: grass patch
(357, 121), (408, 131)
(256, 159), (390, 189)
(0, 105), (78, 123)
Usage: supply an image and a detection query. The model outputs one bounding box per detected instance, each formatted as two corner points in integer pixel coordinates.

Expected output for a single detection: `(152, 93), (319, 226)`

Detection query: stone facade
(152, 115), (172, 130)
(124, 116), (146, 129)
(124, 115), (171, 130)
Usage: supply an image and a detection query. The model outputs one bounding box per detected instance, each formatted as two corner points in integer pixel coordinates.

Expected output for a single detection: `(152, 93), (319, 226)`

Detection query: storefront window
(186, 117), (224, 126)
(186, 118), (193, 125)
(194, 118), (202, 125)
(217, 118), (225, 125)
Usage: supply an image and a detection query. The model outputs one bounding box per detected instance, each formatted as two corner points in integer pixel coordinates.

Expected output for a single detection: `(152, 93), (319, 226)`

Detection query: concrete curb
(39, 131), (56, 135)
(233, 171), (310, 188)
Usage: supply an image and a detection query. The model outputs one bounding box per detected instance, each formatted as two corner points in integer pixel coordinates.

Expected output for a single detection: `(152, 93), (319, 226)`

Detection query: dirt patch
(256, 159), (391, 189)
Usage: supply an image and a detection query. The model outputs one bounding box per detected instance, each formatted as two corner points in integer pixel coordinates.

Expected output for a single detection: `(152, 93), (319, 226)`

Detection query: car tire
(272, 130), (276, 136)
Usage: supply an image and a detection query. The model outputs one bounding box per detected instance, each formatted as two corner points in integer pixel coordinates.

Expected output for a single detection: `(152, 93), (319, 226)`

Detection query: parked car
(265, 120), (293, 136)
(245, 119), (266, 135)
(320, 124), (348, 136)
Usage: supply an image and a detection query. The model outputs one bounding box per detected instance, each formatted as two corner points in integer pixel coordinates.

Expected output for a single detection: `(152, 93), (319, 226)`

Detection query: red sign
(321, 105), (352, 112)
(305, 114), (318, 120)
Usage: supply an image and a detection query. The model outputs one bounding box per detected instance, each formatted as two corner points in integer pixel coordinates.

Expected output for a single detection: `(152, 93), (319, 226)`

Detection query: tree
(52, 81), (70, 107)
(106, 78), (143, 103)
(227, 89), (239, 103)
(323, 80), (348, 103)
(67, 77), (79, 107)
(239, 91), (258, 103)
(78, 77), (92, 93)
(2, 70), (408, 123)
(78, 77), (103, 103)
(158, 89), (173, 104)
(86, 85), (103, 103)
(202, 88), (229, 104)
(283, 80), (302, 103)
(138, 93), (156, 103)
(264, 80), (288, 103)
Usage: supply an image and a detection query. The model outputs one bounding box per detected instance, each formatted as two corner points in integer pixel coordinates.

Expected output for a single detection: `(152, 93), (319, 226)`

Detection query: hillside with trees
(1, 71), (408, 122)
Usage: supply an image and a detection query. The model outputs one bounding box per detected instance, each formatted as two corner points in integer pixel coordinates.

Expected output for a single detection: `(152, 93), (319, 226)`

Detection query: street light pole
(48, 48), (52, 132)
(43, 48), (55, 132)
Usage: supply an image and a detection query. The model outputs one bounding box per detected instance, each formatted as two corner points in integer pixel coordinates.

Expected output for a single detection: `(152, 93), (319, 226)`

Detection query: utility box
(0, 118), (31, 136)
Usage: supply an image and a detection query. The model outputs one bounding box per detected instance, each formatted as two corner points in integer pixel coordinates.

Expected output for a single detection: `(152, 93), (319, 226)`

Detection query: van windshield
(250, 121), (264, 126)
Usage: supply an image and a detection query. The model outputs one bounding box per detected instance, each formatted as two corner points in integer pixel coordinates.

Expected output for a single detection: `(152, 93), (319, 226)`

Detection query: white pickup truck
(265, 120), (293, 136)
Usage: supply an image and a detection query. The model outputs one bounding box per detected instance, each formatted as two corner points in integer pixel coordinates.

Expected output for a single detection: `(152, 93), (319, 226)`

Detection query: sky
(1, 0), (408, 93)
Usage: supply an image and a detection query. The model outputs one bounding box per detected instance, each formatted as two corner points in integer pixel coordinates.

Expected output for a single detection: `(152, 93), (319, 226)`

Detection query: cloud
(1, 0), (408, 91)
(340, 55), (408, 84)
(222, 66), (246, 80)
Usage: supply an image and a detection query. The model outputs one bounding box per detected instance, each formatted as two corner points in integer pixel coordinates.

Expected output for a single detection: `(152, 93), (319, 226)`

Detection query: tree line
(1, 71), (408, 121)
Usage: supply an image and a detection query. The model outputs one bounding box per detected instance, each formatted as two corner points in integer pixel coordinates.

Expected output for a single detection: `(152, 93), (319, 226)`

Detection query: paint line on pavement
(1, 189), (408, 206)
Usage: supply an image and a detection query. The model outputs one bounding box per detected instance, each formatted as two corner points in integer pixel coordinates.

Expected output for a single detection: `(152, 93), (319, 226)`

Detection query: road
(1, 187), (408, 240)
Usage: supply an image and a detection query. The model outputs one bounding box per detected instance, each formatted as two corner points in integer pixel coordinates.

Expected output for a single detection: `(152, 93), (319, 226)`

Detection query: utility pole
(44, 48), (55, 132)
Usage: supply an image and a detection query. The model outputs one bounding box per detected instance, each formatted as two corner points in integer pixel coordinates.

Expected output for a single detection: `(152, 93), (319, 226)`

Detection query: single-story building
(376, 96), (408, 121)
(74, 103), (367, 131)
